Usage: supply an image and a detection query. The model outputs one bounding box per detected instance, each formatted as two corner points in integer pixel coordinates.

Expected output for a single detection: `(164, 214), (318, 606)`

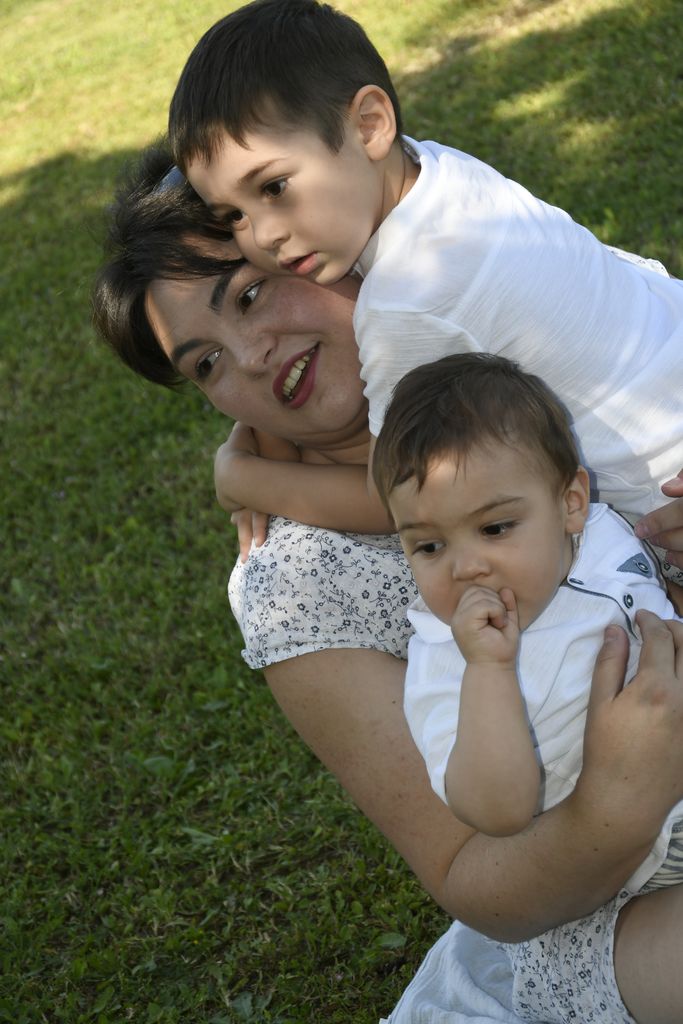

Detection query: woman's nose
(232, 326), (275, 373)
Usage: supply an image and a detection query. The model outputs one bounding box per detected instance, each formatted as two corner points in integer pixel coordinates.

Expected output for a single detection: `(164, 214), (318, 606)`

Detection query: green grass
(2, 0), (682, 1019)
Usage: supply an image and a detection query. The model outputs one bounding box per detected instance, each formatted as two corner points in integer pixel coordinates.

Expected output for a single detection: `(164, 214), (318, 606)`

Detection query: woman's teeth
(282, 352), (312, 400)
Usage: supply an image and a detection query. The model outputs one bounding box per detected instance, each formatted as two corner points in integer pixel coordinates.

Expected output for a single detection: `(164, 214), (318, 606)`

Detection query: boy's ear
(563, 465), (591, 533)
(349, 85), (397, 161)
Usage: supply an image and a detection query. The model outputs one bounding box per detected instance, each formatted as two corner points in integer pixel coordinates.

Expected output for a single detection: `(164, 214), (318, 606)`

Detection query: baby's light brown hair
(372, 353), (581, 508)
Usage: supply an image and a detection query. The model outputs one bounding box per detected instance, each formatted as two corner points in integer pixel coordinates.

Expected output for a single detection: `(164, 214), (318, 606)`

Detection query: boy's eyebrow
(238, 159), (278, 185)
(396, 494), (523, 533)
(207, 160), (280, 213)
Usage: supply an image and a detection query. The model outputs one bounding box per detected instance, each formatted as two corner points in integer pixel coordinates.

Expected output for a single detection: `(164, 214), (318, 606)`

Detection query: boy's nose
(252, 214), (288, 254)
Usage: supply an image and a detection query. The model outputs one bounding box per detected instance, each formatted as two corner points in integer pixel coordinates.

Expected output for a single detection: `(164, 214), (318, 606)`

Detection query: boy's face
(186, 123), (386, 286)
(389, 443), (588, 631)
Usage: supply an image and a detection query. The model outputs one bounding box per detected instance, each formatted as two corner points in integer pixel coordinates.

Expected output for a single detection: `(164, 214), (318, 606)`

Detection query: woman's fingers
(635, 478), (683, 568)
(586, 625), (630, 714)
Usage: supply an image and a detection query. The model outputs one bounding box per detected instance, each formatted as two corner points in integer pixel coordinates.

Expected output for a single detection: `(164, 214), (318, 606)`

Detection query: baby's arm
(215, 423), (393, 540)
(445, 586), (540, 836)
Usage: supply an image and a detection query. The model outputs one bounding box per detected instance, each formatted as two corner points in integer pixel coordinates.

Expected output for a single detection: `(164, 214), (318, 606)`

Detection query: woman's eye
(263, 178), (287, 198)
(196, 349), (221, 381)
(226, 209), (245, 226)
(237, 281), (262, 314)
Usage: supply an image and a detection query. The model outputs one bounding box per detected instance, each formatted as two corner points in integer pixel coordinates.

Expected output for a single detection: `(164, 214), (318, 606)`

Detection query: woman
(94, 144), (683, 1023)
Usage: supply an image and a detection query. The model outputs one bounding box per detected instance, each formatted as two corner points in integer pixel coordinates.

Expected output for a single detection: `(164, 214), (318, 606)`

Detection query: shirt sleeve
(228, 516), (417, 669)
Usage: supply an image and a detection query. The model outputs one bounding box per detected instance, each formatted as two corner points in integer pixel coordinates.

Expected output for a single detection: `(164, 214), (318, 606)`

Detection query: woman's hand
(576, 613), (683, 831)
(444, 612), (683, 941)
(635, 471), (683, 570)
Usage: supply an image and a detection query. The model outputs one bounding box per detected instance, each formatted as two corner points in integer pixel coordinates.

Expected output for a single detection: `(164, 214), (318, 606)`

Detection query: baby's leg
(614, 884), (683, 1024)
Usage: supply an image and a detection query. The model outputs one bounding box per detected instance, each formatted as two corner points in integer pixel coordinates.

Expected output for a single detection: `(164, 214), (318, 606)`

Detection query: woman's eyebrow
(169, 338), (202, 368)
(209, 272), (232, 312)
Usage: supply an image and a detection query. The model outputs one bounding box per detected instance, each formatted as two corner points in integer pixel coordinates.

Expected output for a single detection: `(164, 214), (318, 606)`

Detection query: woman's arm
(265, 615), (683, 943)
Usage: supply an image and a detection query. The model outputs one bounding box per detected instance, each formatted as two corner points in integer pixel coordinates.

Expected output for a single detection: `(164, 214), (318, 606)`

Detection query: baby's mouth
(282, 345), (317, 401)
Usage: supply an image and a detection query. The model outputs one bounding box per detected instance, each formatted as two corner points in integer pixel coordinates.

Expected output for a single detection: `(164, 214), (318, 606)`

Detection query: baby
(373, 352), (682, 893)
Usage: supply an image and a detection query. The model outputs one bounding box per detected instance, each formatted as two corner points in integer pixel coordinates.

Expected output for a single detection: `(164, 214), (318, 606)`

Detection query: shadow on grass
(397, 0), (682, 270)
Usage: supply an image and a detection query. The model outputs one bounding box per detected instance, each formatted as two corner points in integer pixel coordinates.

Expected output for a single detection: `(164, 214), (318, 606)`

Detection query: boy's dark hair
(92, 141), (241, 386)
(169, 0), (403, 169)
(373, 353), (580, 506)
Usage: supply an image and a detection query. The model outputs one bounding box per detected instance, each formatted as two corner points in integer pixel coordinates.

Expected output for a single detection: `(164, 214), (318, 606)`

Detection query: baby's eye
(263, 178), (287, 198)
(196, 349), (221, 381)
(237, 281), (262, 314)
(482, 521), (514, 537)
(415, 540), (444, 555)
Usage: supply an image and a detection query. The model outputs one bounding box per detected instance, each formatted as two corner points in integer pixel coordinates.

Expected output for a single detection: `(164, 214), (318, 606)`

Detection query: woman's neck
(299, 434), (372, 467)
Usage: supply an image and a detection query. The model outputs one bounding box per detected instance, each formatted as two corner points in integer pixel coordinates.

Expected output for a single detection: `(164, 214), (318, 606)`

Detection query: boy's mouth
(281, 253), (319, 277)
(276, 344), (318, 403)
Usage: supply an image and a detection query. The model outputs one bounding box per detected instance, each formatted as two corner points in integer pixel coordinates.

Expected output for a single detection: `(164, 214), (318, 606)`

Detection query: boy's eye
(263, 178), (287, 198)
(196, 349), (221, 381)
(237, 281), (262, 314)
(226, 209), (245, 225)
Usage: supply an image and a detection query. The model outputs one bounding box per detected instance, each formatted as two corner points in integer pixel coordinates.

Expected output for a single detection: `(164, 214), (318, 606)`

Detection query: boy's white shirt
(353, 137), (683, 517)
(404, 503), (681, 892)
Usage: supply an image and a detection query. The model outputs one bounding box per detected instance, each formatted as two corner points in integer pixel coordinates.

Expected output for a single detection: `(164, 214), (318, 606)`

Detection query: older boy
(169, 0), (683, 554)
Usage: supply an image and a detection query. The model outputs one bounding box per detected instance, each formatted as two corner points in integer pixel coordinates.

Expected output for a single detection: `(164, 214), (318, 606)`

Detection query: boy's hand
(214, 422), (260, 515)
(215, 423), (271, 560)
(451, 585), (519, 666)
(635, 471), (683, 570)
(231, 508), (270, 563)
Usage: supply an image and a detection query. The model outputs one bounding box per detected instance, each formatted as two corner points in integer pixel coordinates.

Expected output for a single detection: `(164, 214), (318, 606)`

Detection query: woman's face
(146, 254), (368, 452)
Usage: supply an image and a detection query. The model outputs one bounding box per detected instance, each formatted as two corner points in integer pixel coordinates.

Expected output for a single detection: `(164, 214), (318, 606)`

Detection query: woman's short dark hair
(92, 141), (241, 386)
(169, 0), (403, 169)
(372, 353), (580, 507)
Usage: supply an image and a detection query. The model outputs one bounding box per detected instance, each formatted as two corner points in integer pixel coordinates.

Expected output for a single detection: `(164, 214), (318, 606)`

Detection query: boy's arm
(215, 425), (394, 534)
(215, 424), (297, 561)
(445, 586), (540, 836)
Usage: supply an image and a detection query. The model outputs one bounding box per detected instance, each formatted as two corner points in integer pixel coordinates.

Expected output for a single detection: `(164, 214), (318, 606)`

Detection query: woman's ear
(563, 465), (591, 534)
(348, 85), (397, 161)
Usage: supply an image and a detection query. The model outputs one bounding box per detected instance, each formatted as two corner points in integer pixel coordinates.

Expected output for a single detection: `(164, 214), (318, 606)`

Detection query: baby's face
(390, 444), (588, 631)
(186, 123), (385, 286)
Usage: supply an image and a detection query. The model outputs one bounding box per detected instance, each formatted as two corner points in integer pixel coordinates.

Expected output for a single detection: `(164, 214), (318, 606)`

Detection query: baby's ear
(564, 465), (591, 533)
(349, 85), (397, 161)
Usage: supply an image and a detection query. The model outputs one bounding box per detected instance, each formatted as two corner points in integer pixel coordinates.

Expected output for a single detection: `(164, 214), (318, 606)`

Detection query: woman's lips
(273, 345), (319, 407)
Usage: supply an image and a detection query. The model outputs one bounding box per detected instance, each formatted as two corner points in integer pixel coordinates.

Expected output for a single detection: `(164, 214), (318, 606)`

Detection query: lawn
(1, 0), (682, 1020)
